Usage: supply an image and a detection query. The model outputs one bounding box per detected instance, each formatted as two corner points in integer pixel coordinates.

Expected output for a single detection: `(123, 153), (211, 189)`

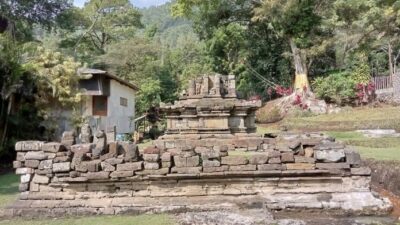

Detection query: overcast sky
(73, 0), (170, 8)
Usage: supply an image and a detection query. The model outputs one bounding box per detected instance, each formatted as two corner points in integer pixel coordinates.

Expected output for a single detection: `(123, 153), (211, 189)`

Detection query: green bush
(312, 71), (356, 105)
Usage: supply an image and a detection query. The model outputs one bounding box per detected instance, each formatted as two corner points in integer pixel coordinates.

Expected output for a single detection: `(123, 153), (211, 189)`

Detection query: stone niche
(160, 74), (261, 136)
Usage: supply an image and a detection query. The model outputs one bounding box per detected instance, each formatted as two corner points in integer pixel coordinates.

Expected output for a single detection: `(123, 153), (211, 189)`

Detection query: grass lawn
(327, 131), (400, 161)
(282, 106), (400, 131)
(0, 215), (175, 225)
(0, 173), (176, 224)
(0, 173), (19, 208)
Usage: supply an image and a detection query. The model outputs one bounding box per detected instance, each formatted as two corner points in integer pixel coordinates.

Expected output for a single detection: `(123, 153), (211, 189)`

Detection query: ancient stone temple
(6, 74), (392, 218)
(161, 74), (260, 135)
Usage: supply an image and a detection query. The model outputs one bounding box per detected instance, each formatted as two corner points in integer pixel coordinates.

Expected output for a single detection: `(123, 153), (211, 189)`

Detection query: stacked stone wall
(8, 132), (392, 217)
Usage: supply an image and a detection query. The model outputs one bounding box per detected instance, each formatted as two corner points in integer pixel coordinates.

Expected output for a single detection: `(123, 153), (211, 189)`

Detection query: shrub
(312, 71), (356, 105)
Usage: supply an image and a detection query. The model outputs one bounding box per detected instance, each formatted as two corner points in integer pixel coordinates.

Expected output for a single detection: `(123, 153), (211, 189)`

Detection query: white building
(77, 68), (138, 135)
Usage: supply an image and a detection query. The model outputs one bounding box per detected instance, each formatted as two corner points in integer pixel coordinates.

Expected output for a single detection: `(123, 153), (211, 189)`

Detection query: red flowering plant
(267, 85), (293, 97)
(355, 82), (375, 105)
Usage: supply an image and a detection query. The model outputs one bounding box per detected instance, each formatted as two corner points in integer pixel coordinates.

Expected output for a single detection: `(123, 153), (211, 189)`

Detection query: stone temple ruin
(6, 74), (392, 218)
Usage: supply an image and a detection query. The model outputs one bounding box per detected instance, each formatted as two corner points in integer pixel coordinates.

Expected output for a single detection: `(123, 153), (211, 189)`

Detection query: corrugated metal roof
(77, 68), (139, 92)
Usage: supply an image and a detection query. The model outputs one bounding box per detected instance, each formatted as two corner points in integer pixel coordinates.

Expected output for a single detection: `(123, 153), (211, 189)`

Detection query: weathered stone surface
(136, 168), (169, 175)
(186, 156), (200, 167)
(316, 163), (350, 169)
(257, 164), (285, 171)
(42, 142), (64, 153)
(110, 171), (134, 178)
(345, 149), (362, 166)
(202, 160), (221, 168)
(351, 167), (371, 175)
(121, 142), (139, 162)
(294, 156), (316, 164)
(13, 161), (22, 169)
(32, 175), (49, 184)
(15, 141), (43, 151)
(16, 153), (25, 162)
(162, 161), (171, 168)
(143, 154), (160, 162)
(25, 151), (47, 160)
(201, 149), (220, 160)
(266, 150), (281, 158)
(20, 174), (31, 183)
(281, 152), (295, 163)
(315, 149), (345, 163)
(52, 162), (71, 173)
(105, 158), (123, 166)
(71, 144), (95, 155)
(221, 156), (248, 165)
(304, 147), (314, 158)
(107, 142), (119, 156)
(101, 162), (115, 172)
(174, 156), (200, 168)
(54, 156), (70, 163)
(144, 162), (160, 170)
(203, 165), (228, 173)
(229, 165), (256, 171)
(35, 169), (52, 175)
(16, 168), (34, 175)
(286, 163), (315, 170)
(86, 171), (110, 180)
(143, 146), (160, 154)
(288, 140), (301, 149)
(24, 160), (40, 168)
(85, 160), (101, 172)
(268, 157), (281, 164)
(161, 152), (171, 162)
(45, 153), (56, 159)
(314, 142), (345, 150)
(92, 131), (106, 158)
(171, 167), (202, 174)
(117, 162), (143, 171)
(19, 183), (29, 192)
(249, 154), (269, 165)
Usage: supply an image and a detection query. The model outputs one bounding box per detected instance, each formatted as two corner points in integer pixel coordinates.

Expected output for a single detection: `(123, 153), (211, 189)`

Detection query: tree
(59, 0), (143, 57)
(253, 0), (333, 91)
(172, 0), (292, 99)
(24, 47), (81, 139)
(0, 0), (71, 39)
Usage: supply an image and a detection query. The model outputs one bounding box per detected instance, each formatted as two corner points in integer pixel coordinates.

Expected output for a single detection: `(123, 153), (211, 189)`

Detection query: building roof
(77, 68), (139, 92)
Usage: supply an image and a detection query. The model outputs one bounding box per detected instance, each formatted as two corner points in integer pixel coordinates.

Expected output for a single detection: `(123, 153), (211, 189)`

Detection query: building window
(93, 96), (108, 116)
(120, 97), (128, 107)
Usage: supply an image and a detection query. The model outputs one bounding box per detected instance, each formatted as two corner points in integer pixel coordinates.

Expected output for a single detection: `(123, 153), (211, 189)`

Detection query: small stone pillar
(227, 75), (236, 98)
(188, 80), (196, 96)
(201, 75), (209, 95)
(214, 74), (221, 97)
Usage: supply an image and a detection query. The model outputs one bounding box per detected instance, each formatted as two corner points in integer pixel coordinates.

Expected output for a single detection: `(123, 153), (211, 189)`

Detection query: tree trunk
(290, 38), (310, 91)
(388, 42), (394, 80)
(0, 94), (13, 147)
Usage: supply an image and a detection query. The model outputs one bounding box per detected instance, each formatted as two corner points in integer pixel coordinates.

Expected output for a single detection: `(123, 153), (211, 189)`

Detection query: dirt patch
(364, 160), (400, 197)
(364, 159), (400, 219)
(374, 185), (400, 218)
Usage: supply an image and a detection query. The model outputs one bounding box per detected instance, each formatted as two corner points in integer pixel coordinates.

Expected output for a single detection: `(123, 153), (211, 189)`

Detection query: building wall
(107, 79), (136, 133)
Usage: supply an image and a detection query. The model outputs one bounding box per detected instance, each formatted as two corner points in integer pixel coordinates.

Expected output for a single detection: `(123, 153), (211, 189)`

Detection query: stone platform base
(2, 175), (392, 219)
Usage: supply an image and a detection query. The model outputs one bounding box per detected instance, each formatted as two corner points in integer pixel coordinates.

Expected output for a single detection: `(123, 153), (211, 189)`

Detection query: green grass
(0, 214), (175, 225)
(0, 173), (19, 208)
(327, 131), (400, 161)
(283, 106), (400, 131)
